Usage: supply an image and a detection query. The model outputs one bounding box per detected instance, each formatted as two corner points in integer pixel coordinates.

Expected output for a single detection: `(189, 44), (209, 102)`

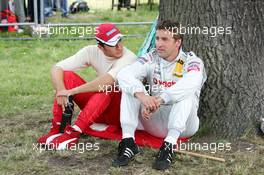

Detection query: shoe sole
(152, 161), (171, 170)
(56, 138), (78, 150)
(46, 133), (63, 145)
(112, 157), (135, 167)
(112, 151), (140, 167)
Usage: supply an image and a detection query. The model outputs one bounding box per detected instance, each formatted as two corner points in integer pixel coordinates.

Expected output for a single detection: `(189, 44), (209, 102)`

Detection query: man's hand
(135, 92), (160, 112)
(136, 94), (165, 120)
(155, 96), (165, 106)
(56, 89), (73, 97)
(141, 105), (153, 120)
(56, 89), (73, 112)
(141, 97), (164, 120)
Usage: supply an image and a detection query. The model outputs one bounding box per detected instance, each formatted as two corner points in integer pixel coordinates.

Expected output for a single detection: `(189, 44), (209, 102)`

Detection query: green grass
(0, 36), (144, 117)
(0, 3), (152, 115)
(0, 4), (264, 175)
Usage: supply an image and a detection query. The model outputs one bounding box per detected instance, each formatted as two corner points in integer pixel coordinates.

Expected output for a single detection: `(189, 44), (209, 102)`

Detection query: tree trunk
(159, 0), (264, 139)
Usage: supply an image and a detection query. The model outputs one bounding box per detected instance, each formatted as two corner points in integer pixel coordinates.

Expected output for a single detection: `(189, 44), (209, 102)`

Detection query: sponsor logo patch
(153, 78), (176, 87)
(187, 62), (200, 72)
(106, 28), (117, 36)
(173, 59), (184, 77)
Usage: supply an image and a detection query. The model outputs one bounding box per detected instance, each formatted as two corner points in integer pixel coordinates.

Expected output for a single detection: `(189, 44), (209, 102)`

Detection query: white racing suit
(117, 48), (207, 143)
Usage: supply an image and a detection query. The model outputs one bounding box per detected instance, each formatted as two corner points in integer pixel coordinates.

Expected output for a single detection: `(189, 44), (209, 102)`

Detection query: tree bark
(159, 0), (264, 139)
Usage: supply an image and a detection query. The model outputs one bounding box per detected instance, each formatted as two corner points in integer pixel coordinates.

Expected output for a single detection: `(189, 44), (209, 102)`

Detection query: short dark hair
(156, 20), (183, 41)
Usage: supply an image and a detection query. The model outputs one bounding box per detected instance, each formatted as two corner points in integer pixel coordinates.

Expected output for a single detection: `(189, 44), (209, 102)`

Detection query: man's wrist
(156, 96), (165, 105)
(70, 88), (78, 95)
(159, 93), (171, 104)
(56, 86), (66, 91)
(134, 92), (145, 99)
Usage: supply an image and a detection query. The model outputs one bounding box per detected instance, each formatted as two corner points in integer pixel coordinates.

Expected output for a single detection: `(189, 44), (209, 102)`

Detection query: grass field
(67, 0), (160, 10)
(0, 2), (264, 175)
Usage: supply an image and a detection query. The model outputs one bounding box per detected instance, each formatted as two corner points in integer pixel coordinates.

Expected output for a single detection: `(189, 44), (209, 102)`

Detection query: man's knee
(62, 71), (86, 89)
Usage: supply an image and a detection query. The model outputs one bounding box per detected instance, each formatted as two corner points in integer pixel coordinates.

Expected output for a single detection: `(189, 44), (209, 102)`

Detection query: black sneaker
(112, 138), (139, 166)
(153, 141), (174, 170)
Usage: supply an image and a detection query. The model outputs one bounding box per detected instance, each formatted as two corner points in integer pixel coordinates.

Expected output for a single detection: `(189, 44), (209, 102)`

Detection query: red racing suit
(52, 71), (121, 132)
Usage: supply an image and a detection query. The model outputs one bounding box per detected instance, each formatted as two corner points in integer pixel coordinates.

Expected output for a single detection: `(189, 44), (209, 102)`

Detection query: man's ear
(98, 44), (104, 51)
(175, 39), (182, 47)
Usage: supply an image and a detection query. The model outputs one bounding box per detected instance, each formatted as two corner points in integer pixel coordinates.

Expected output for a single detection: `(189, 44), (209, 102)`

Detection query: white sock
(122, 133), (135, 140)
(122, 125), (136, 140)
(72, 125), (82, 133)
(164, 129), (181, 145)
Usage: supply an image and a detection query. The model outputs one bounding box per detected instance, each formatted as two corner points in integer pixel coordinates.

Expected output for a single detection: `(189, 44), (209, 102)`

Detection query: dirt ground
(0, 109), (263, 175)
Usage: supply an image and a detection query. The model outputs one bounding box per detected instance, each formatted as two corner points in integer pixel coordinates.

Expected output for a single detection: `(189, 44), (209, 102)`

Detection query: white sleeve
(107, 49), (137, 81)
(160, 57), (205, 104)
(117, 56), (150, 96)
(55, 46), (91, 71)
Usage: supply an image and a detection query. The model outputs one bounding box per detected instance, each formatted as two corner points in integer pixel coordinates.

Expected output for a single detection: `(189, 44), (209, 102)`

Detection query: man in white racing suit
(113, 20), (207, 170)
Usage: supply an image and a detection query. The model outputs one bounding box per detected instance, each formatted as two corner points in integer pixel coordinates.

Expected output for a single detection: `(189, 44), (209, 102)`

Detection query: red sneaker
(50, 125), (81, 150)
(37, 120), (62, 145)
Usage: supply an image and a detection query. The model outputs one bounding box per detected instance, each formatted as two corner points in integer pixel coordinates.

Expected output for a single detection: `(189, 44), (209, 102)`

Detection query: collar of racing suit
(158, 47), (187, 68)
